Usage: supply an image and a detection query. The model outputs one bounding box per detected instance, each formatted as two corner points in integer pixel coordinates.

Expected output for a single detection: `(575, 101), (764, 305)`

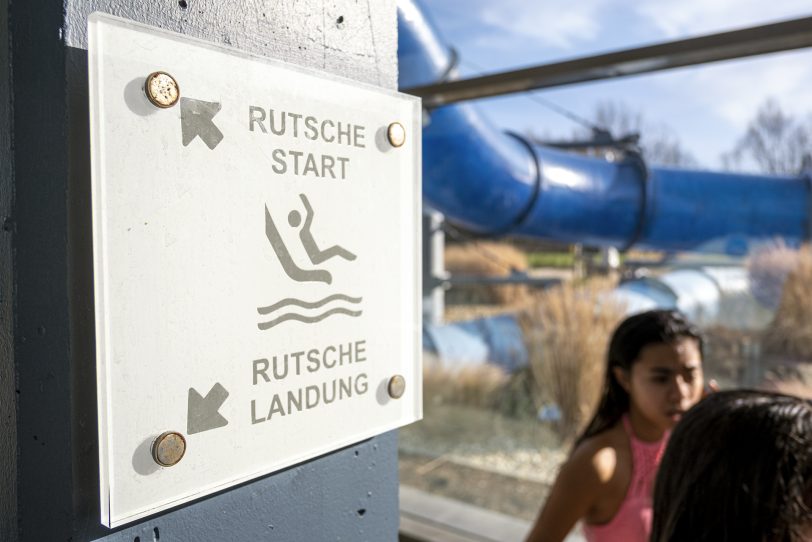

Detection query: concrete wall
(3, 1), (400, 540)
(64, 0), (396, 89)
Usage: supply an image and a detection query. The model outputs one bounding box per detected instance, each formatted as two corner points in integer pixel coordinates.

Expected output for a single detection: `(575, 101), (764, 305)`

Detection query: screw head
(387, 122), (406, 148)
(145, 71), (180, 108)
(387, 375), (406, 399)
(152, 431), (186, 467)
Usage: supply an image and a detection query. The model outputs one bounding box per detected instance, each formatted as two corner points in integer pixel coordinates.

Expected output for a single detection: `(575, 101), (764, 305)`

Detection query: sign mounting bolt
(387, 122), (406, 148)
(387, 375), (406, 399)
(145, 71), (180, 108)
(152, 431), (187, 467)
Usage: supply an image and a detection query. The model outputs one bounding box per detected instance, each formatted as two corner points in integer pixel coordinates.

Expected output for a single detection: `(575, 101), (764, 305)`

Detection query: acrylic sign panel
(88, 13), (421, 527)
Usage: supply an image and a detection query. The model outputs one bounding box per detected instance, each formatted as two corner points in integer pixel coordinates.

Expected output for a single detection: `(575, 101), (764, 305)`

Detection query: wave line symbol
(257, 294), (363, 330)
(257, 294), (362, 315)
(258, 307), (362, 330)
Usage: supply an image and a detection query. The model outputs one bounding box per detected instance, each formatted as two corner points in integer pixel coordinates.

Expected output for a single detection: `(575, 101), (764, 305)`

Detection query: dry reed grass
(747, 240), (802, 309)
(760, 374), (812, 399)
(519, 277), (625, 441)
(762, 245), (812, 362)
(444, 242), (529, 306)
(443, 304), (518, 323)
(422, 362), (510, 410)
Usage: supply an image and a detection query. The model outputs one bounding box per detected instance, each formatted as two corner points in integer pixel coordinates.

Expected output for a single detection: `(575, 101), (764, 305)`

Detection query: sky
(420, 0), (812, 169)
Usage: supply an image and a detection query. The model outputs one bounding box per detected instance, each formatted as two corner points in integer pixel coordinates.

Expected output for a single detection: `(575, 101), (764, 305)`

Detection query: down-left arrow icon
(187, 382), (229, 435)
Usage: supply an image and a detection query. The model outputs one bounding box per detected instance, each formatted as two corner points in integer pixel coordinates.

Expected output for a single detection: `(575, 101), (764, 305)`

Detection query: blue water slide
(401, 0), (800, 370)
(423, 265), (767, 372)
(398, 0), (811, 253)
(423, 314), (528, 372)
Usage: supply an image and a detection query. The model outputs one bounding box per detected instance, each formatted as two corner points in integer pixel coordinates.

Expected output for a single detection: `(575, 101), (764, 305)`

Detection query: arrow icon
(180, 97), (224, 150)
(187, 382), (229, 435)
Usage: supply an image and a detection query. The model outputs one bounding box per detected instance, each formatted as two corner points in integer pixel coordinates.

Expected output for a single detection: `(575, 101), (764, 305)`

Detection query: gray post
(2, 1), (400, 540)
(422, 210), (446, 326)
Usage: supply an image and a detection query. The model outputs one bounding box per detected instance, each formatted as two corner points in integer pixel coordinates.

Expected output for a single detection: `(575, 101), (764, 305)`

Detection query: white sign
(88, 13), (422, 527)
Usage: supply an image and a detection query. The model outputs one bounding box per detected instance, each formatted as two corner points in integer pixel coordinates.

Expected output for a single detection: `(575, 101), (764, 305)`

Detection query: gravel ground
(399, 451), (550, 521)
(399, 403), (568, 520)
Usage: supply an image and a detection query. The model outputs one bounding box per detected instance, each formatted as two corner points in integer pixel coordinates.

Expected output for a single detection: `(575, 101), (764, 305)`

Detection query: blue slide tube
(399, 0), (811, 252)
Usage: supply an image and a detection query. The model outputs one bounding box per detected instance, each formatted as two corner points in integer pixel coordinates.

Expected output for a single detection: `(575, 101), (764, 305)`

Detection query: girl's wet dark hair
(574, 309), (703, 448)
(651, 390), (812, 542)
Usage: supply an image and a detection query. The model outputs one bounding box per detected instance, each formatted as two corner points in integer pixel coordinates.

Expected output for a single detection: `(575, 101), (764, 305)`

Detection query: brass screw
(152, 431), (186, 467)
(387, 375), (406, 399)
(387, 122), (406, 148)
(145, 71), (180, 108)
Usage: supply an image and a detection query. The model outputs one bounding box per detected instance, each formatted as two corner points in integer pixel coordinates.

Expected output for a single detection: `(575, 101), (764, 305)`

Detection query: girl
(652, 390), (812, 542)
(525, 309), (709, 542)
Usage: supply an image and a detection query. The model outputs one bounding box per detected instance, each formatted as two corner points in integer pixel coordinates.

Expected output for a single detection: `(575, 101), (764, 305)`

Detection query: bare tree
(721, 98), (812, 175)
(641, 125), (699, 168)
(591, 100), (643, 139)
(575, 101), (698, 168)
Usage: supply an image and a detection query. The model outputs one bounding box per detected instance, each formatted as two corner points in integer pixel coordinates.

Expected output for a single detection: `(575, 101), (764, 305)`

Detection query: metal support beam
(422, 211), (446, 326)
(404, 16), (812, 107)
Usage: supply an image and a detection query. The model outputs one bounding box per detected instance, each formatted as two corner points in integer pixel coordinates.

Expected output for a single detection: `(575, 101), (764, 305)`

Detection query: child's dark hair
(574, 309), (703, 448)
(651, 390), (812, 542)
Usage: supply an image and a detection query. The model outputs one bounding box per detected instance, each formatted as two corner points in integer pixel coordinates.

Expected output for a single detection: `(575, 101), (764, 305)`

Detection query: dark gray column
(4, 1), (400, 540)
(0, 0), (18, 538)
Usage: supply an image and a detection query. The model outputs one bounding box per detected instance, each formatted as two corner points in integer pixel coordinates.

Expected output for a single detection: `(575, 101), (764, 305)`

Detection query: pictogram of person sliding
(264, 193), (356, 285)
(291, 194), (356, 264)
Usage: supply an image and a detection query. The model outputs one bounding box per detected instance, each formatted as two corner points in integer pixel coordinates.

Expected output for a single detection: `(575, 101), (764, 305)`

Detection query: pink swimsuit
(582, 415), (669, 542)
